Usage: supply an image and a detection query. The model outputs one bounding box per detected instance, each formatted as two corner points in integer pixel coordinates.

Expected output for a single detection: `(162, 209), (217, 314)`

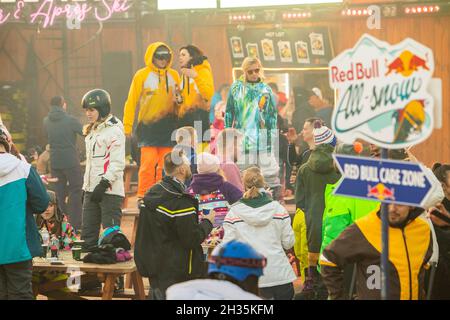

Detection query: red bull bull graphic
(329, 34), (435, 149)
(385, 50), (430, 77)
(367, 183), (395, 201)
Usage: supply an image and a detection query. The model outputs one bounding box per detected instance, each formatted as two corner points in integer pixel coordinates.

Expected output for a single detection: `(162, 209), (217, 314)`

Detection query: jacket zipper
(87, 135), (94, 190)
(402, 229), (413, 300)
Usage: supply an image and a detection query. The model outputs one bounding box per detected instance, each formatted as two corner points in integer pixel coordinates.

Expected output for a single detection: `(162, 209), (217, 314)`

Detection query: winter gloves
(90, 178), (111, 203)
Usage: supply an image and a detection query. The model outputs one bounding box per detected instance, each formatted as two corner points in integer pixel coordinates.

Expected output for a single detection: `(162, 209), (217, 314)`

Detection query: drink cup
(72, 247), (82, 261)
(51, 248), (58, 258)
(41, 244), (48, 258)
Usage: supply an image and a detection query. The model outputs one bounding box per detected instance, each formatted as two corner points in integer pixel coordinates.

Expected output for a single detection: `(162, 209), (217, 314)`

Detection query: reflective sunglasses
(246, 68), (260, 75)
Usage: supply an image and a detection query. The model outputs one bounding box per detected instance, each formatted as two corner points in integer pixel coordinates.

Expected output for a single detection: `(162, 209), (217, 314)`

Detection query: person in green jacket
(319, 142), (380, 300)
(320, 142), (380, 254)
(320, 181), (380, 254)
(295, 121), (340, 300)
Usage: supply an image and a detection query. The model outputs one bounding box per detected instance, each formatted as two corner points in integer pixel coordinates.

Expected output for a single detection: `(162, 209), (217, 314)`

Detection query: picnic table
(32, 251), (146, 300)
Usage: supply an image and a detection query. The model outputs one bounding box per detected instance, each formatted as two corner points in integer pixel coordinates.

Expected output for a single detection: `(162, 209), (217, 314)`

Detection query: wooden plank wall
(0, 16), (448, 166)
(191, 17), (450, 166)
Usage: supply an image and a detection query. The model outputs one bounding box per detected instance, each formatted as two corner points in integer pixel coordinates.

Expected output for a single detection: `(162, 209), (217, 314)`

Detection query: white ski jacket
(223, 192), (296, 288)
(83, 114), (126, 197)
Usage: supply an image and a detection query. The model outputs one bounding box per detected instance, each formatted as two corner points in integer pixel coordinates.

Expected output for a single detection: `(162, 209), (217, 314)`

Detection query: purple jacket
(188, 173), (242, 204)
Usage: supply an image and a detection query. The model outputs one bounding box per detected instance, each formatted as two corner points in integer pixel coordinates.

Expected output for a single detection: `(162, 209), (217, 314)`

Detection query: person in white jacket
(166, 240), (265, 300)
(80, 89), (126, 250)
(222, 167), (296, 300)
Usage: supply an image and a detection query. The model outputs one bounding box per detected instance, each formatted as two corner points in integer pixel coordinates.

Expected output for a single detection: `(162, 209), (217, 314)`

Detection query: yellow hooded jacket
(123, 42), (181, 147)
(178, 58), (214, 141)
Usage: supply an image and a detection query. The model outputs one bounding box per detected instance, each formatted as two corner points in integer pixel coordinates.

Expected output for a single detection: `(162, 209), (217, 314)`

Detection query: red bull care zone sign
(329, 34), (435, 149)
(333, 155), (435, 207)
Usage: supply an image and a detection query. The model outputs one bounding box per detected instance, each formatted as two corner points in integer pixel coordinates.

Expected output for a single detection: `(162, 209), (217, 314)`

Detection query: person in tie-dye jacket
(225, 57), (281, 200)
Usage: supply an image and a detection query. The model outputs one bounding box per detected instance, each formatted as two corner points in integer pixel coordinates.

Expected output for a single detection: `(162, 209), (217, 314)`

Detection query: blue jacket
(0, 153), (50, 265)
(43, 106), (83, 170)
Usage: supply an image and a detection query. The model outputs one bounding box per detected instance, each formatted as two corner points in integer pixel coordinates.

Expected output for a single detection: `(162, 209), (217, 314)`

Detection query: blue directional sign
(333, 154), (434, 207)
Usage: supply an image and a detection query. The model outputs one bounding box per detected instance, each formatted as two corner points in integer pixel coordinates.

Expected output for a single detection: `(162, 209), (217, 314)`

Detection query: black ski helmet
(81, 89), (111, 118)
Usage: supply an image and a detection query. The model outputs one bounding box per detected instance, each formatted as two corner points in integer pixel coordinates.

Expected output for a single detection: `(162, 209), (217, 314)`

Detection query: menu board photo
(227, 27), (333, 68)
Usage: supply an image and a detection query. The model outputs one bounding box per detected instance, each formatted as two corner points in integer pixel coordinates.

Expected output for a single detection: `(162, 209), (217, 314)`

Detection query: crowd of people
(1, 40), (450, 301)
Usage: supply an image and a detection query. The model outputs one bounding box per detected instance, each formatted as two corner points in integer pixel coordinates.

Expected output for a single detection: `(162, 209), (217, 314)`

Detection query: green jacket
(295, 144), (341, 252)
(295, 144), (341, 215)
(320, 180), (380, 255)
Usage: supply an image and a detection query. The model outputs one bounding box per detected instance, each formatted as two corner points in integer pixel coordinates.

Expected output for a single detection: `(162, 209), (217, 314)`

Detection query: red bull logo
(367, 183), (395, 201)
(385, 50), (429, 77)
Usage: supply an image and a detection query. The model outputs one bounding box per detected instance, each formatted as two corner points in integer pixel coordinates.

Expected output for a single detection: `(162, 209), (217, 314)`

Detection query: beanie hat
(313, 121), (336, 147)
(197, 153), (220, 174)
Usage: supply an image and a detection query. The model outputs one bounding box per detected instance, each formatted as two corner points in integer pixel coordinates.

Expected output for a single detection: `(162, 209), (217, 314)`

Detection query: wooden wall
(0, 15), (448, 166)
(191, 16), (450, 166)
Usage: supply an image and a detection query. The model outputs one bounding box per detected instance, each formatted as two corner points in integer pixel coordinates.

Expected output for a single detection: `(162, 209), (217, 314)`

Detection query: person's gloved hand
(91, 178), (111, 203)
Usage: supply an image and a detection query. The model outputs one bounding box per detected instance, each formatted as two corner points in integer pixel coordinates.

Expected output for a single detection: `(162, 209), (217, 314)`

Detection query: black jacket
(134, 176), (213, 286)
(43, 106), (83, 170)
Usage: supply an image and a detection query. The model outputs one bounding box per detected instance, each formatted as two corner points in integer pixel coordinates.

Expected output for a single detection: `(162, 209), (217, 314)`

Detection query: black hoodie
(43, 106), (83, 169)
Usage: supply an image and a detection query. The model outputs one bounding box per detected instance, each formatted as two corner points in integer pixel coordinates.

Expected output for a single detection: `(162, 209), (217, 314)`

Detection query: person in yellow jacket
(178, 45), (214, 147)
(123, 42), (181, 199)
(292, 208), (309, 283)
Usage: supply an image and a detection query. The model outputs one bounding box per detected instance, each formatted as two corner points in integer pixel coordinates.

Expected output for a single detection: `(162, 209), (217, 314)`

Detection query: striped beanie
(313, 121), (336, 146)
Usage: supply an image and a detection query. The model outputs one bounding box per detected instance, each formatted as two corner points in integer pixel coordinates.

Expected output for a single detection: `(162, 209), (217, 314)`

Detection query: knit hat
(313, 121), (336, 146)
(197, 153), (220, 174)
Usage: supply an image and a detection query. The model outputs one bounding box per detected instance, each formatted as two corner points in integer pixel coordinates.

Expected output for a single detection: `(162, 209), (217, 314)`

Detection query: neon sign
(0, 0), (132, 28)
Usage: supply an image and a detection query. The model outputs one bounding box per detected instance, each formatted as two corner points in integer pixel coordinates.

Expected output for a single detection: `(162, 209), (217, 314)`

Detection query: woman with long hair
(225, 57), (280, 200)
(177, 45), (215, 147)
(80, 89), (126, 251)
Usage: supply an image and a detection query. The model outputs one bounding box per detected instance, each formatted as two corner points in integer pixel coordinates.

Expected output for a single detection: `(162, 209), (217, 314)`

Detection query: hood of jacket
(189, 173), (224, 194)
(307, 144), (336, 174)
(166, 279), (261, 300)
(192, 59), (212, 74)
(47, 106), (66, 121)
(233, 192), (276, 227)
(375, 207), (424, 229)
(144, 176), (189, 211)
(191, 55), (208, 67)
(0, 153), (22, 178)
(144, 42), (174, 72)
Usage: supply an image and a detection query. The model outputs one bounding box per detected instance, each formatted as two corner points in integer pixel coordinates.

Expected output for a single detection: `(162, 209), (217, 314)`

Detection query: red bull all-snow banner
(329, 34), (435, 149)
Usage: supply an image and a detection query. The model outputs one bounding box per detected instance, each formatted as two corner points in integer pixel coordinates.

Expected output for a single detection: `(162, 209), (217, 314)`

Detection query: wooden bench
(32, 251), (145, 300)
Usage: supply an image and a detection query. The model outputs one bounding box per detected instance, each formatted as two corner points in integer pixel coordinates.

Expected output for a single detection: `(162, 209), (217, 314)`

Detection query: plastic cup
(41, 244), (48, 258)
(51, 248), (58, 258)
(72, 247), (82, 261)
